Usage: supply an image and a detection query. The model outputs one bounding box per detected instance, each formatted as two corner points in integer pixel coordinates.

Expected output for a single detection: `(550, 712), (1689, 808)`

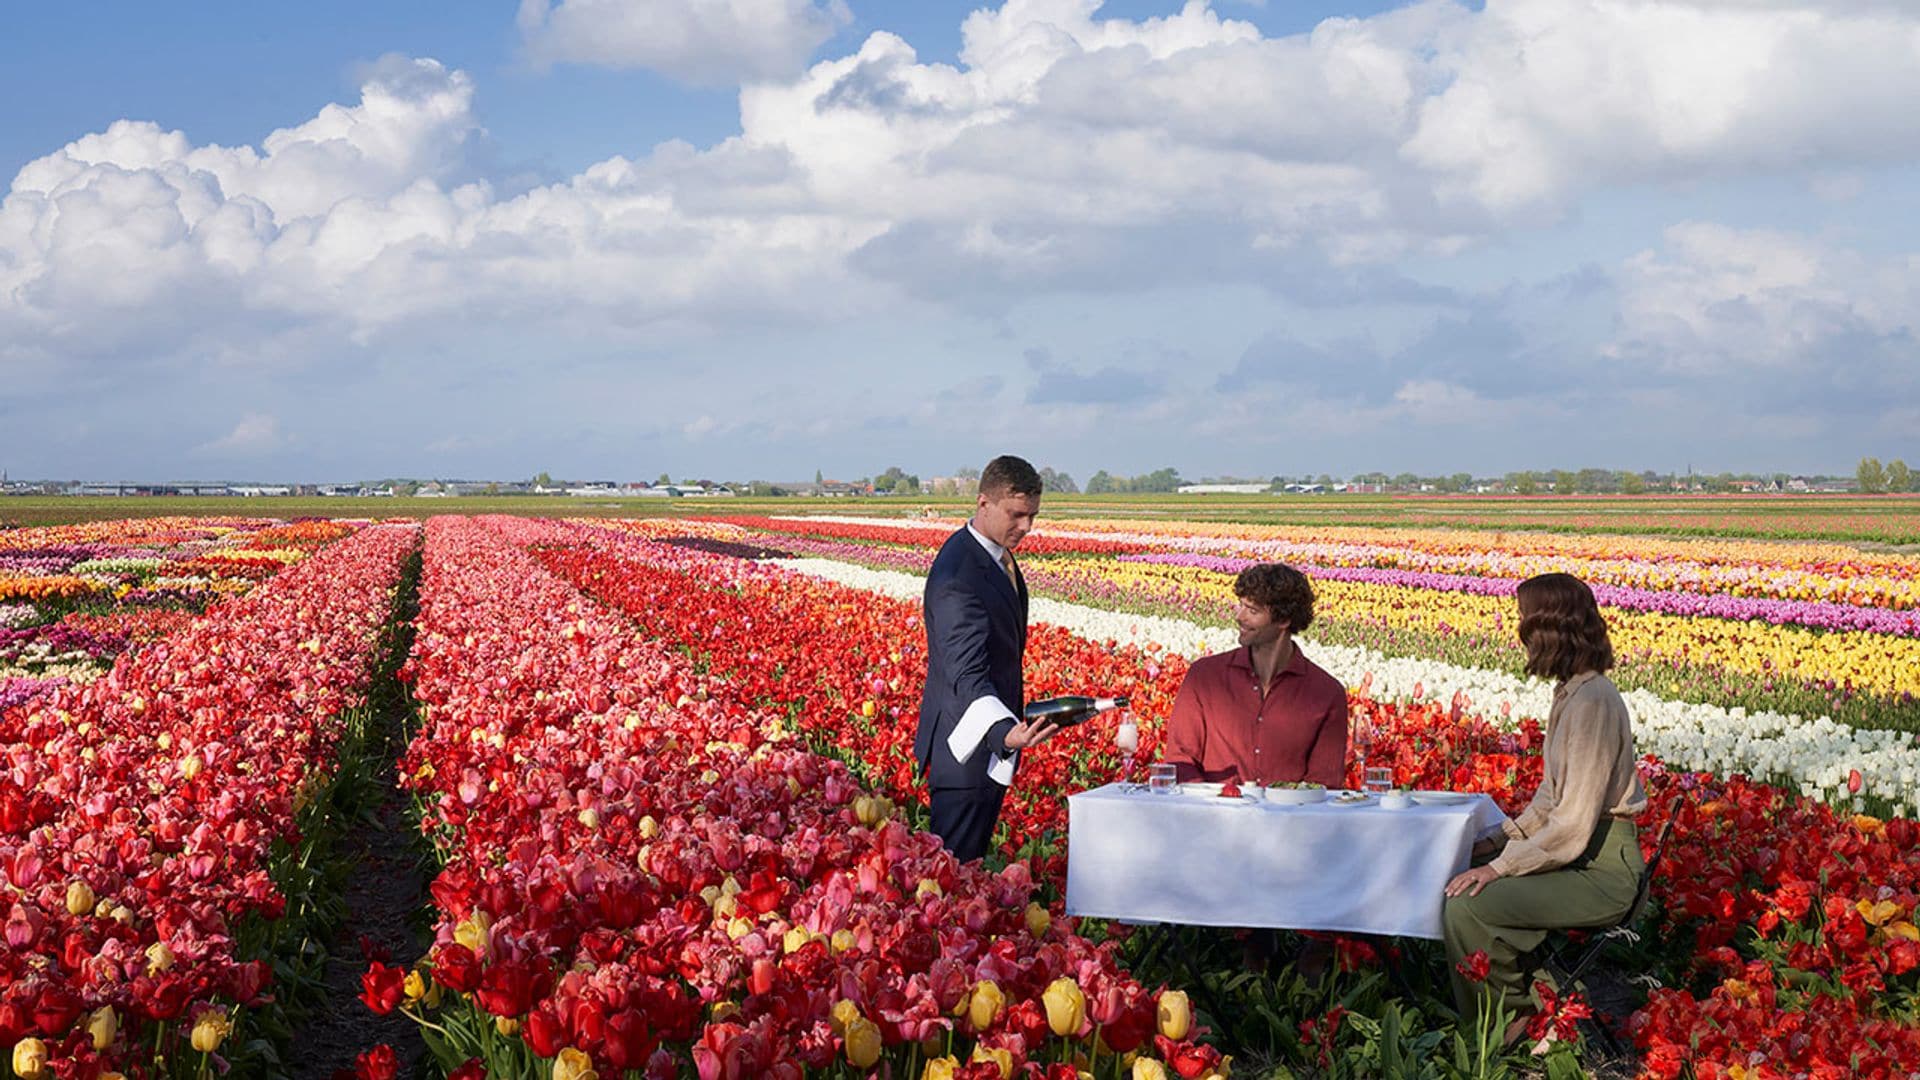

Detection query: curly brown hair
(1516, 572), (1614, 681)
(1234, 563), (1314, 634)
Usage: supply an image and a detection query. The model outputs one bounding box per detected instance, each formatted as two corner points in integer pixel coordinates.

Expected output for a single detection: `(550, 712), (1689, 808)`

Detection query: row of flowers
(0, 522), (417, 1075)
(1120, 552), (1920, 637)
(379, 516), (1217, 1079)
(690, 518), (1920, 719)
(653, 515), (1920, 738)
(743, 513), (1920, 609)
(560, 521), (1920, 1077)
(0, 520), (347, 699)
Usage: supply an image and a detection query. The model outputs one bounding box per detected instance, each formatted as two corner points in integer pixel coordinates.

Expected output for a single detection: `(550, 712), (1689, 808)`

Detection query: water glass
(1148, 762), (1178, 794)
(1364, 766), (1394, 795)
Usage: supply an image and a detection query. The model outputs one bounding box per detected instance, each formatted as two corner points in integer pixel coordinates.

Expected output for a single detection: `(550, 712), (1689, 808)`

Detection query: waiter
(914, 454), (1062, 862)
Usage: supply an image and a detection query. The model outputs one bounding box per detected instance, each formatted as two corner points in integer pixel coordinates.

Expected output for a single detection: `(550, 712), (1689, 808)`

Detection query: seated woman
(1442, 572), (1648, 1043)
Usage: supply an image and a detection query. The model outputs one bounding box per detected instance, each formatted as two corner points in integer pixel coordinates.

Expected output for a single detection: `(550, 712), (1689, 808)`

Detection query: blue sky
(2, 0), (1916, 483)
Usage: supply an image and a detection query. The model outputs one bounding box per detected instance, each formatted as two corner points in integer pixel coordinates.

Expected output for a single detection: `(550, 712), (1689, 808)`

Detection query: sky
(2, 0), (1917, 484)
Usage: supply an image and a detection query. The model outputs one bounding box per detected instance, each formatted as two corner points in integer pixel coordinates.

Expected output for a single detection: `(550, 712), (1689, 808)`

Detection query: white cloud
(516, 0), (852, 85)
(1402, 0), (1920, 213)
(192, 413), (285, 457)
(1606, 222), (1920, 375)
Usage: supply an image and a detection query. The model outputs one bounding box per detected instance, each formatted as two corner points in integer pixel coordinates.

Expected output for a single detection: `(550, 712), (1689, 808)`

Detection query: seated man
(1164, 563), (1348, 789)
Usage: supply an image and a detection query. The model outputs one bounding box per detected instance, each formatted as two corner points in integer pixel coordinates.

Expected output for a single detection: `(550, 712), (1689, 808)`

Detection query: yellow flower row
(1077, 559), (1920, 700)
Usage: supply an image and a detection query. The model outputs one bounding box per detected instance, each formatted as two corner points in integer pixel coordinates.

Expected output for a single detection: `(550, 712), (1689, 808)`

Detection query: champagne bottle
(1023, 695), (1129, 727)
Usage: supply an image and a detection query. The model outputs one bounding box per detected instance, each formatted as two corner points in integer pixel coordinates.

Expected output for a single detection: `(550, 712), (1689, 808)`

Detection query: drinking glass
(1114, 716), (1140, 791)
(1364, 766), (1394, 795)
(1147, 762), (1178, 795)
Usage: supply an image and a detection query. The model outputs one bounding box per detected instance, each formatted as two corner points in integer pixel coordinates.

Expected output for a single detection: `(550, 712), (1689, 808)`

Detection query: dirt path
(289, 569), (430, 1077)
(288, 712), (430, 1077)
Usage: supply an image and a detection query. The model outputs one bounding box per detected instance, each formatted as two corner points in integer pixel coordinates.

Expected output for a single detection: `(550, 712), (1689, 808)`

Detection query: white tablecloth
(1064, 785), (1508, 939)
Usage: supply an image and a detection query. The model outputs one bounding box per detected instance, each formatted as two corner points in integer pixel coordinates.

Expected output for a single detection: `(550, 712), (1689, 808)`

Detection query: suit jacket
(915, 526), (1028, 789)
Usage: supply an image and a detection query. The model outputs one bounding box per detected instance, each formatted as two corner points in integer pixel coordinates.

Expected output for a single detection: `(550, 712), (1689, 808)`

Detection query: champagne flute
(1114, 713), (1140, 791)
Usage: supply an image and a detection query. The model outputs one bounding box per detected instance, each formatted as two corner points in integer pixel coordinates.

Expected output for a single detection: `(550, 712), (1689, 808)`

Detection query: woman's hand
(1445, 864), (1504, 898)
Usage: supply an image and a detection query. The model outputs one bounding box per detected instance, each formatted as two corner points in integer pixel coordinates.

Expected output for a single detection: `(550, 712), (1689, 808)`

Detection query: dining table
(1064, 783), (1508, 940)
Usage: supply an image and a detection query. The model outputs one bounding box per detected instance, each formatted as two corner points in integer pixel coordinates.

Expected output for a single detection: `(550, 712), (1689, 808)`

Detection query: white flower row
(768, 557), (1917, 818)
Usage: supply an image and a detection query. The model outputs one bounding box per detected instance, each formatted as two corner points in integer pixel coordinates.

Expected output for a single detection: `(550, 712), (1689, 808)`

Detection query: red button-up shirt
(1164, 644), (1349, 788)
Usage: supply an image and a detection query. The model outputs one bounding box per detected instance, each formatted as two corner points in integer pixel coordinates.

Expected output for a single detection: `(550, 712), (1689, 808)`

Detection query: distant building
(1176, 483), (1270, 494)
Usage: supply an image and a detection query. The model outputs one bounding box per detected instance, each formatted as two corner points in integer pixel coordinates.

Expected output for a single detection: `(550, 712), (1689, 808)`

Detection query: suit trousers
(929, 785), (1008, 864)
(1442, 818), (1642, 1020)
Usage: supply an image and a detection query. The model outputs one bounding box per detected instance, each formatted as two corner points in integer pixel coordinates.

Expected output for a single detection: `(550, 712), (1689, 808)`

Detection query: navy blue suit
(915, 526), (1028, 862)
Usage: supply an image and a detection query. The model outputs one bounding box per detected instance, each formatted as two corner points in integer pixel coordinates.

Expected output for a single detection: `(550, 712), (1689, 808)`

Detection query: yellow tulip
(403, 970), (428, 1001)
(495, 1016), (521, 1036)
(831, 928), (857, 954)
(180, 755), (204, 781)
(967, 979), (1006, 1030)
(553, 1048), (598, 1080)
(829, 999), (862, 1037)
(921, 1056), (960, 1080)
(190, 1012), (230, 1053)
(1132, 1059), (1169, 1080)
(915, 878), (943, 900)
(1156, 990), (1191, 1041)
(87, 1007), (117, 1051)
(1858, 898), (1901, 926)
(11, 1039), (48, 1080)
(1043, 977), (1086, 1036)
(1024, 902), (1051, 938)
(969, 1046), (1013, 1079)
(145, 941), (176, 975)
(844, 1016), (883, 1068)
(454, 911), (492, 958)
(66, 881), (96, 918)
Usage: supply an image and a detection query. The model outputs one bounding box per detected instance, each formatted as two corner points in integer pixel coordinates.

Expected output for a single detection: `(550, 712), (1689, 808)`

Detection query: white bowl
(1379, 792), (1412, 810)
(1265, 786), (1328, 805)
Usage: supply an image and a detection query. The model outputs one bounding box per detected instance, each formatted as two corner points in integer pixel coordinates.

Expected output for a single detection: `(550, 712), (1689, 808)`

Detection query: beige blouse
(1490, 671), (1648, 878)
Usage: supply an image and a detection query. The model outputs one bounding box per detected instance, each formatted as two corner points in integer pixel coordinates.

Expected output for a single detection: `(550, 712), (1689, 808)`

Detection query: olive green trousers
(1442, 818), (1643, 1020)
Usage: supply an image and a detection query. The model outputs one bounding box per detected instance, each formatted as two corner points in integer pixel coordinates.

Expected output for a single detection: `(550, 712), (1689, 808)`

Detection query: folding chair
(1541, 805), (1680, 1052)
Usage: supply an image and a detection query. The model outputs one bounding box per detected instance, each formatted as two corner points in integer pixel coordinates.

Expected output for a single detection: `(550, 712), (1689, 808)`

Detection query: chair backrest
(1618, 802), (1681, 928)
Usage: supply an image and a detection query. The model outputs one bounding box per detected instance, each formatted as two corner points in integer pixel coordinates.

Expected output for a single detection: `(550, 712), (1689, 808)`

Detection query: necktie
(1000, 549), (1019, 590)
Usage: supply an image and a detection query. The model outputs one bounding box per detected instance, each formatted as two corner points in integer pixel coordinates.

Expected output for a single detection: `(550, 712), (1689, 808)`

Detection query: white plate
(1327, 791), (1376, 807)
(1266, 786), (1328, 805)
(1412, 790), (1474, 806)
(1177, 782), (1258, 804)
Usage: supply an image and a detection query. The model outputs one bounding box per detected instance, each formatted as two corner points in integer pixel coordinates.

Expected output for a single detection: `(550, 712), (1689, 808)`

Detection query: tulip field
(2, 507), (1919, 1079)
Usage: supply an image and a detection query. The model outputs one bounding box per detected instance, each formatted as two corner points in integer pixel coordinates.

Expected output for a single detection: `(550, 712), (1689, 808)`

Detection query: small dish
(1412, 790), (1474, 806)
(1378, 791), (1412, 810)
(1266, 785), (1328, 806)
(1328, 790), (1375, 807)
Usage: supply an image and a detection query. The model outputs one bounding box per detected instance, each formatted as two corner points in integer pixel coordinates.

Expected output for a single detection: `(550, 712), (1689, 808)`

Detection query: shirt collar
(1554, 670), (1601, 700)
(966, 521), (1008, 564)
(1228, 641), (1309, 676)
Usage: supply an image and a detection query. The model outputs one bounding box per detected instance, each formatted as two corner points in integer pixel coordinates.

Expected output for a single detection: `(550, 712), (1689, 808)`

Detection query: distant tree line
(1857, 457), (1915, 494)
(1085, 467), (1182, 494)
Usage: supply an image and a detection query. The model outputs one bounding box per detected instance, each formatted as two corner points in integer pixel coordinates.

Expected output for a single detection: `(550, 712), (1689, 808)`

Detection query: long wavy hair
(1516, 572), (1614, 682)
